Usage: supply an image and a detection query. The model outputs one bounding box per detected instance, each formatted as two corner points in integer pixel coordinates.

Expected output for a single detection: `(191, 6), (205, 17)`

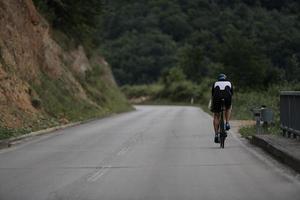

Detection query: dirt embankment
(0, 0), (128, 130)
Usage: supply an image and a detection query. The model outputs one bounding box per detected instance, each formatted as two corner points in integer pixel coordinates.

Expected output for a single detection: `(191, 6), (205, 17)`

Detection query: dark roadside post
(251, 106), (274, 134)
(251, 107), (262, 134)
(260, 106), (274, 134)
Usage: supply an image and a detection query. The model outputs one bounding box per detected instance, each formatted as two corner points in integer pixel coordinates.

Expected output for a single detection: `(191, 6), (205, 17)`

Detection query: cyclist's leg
(213, 112), (221, 143)
(212, 95), (221, 134)
(213, 112), (220, 134)
(224, 95), (232, 130)
(225, 107), (231, 123)
(212, 95), (221, 142)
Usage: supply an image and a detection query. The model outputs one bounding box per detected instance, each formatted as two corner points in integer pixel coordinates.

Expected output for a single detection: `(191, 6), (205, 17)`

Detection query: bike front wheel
(220, 135), (225, 148)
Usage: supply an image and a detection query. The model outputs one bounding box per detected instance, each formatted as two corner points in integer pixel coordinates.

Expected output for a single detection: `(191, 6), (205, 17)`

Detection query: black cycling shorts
(211, 91), (232, 113)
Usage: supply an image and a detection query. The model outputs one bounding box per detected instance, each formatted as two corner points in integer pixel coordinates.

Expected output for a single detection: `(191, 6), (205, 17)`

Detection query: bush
(160, 67), (186, 88)
(121, 84), (163, 99)
(0, 127), (31, 140)
(158, 81), (200, 102)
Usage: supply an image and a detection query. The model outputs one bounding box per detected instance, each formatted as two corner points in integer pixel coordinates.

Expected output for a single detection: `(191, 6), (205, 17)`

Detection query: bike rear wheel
(220, 135), (225, 148)
(219, 111), (225, 148)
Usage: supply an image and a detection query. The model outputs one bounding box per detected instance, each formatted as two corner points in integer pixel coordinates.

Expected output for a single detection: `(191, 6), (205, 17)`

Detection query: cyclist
(211, 74), (233, 143)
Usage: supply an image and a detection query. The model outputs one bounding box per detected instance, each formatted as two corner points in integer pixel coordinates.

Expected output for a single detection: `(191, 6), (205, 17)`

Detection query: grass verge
(0, 127), (32, 140)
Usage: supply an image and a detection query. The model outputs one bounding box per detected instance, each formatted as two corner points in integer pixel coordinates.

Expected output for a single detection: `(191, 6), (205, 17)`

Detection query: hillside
(0, 0), (130, 138)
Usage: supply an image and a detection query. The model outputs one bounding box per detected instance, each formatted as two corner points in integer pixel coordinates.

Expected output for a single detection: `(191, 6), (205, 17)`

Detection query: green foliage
(33, 0), (102, 51)
(122, 82), (199, 103)
(239, 123), (282, 138)
(233, 89), (279, 120)
(286, 55), (300, 82)
(155, 67), (201, 102)
(80, 64), (131, 113)
(196, 77), (215, 104)
(160, 67), (186, 87)
(239, 125), (256, 138)
(51, 30), (77, 52)
(162, 81), (200, 102)
(101, 31), (176, 84)
(218, 34), (272, 88)
(29, 67), (130, 123)
(31, 73), (102, 121)
(177, 45), (206, 82)
(0, 127), (31, 140)
(94, 0), (300, 87)
(121, 84), (163, 99)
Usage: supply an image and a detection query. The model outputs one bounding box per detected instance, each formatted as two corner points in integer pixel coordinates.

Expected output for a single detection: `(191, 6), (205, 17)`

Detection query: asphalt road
(0, 106), (299, 200)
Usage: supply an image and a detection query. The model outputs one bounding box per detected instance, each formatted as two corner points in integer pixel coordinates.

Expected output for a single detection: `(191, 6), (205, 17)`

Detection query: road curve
(0, 105), (299, 200)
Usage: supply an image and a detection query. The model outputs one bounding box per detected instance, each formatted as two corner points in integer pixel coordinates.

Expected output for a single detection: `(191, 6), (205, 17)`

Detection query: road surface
(0, 106), (299, 200)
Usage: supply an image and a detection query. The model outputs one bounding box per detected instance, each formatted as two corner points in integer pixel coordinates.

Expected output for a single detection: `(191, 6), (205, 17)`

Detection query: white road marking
(87, 165), (111, 182)
(119, 148), (126, 155)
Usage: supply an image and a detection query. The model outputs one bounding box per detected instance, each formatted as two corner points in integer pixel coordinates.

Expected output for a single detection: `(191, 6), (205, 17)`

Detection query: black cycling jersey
(211, 80), (233, 113)
(211, 80), (233, 97)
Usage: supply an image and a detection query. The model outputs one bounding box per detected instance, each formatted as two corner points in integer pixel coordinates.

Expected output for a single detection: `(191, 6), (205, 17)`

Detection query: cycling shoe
(225, 122), (230, 131)
(214, 134), (220, 143)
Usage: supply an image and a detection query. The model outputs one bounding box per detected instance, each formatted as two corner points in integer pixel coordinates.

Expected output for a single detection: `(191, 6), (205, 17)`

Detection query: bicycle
(219, 99), (227, 148)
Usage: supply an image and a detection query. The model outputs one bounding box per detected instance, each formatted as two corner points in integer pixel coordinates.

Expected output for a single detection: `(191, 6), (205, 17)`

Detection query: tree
(286, 55), (300, 82)
(219, 35), (271, 88)
(102, 31), (177, 85)
(177, 45), (206, 82)
(33, 0), (102, 45)
(160, 67), (186, 88)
